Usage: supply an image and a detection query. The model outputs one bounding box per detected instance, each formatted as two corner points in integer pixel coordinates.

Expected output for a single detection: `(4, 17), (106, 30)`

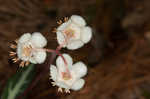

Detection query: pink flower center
(64, 29), (75, 39)
(62, 72), (72, 80)
(22, 45), (33, 57)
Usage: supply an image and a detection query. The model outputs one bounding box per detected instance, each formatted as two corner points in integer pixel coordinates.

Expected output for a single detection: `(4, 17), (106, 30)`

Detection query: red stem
(55, 50), (71, 76)
(36, 48), (56, 53)
(37, 47), (69, 73)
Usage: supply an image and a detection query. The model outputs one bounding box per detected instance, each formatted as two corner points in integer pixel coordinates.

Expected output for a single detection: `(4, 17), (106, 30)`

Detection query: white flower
(56, 15), (92, 50)
(17, 32), (47, 64)
(50, 53), (87, 93)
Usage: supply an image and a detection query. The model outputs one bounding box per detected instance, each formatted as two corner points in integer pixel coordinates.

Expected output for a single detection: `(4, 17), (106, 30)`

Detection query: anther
(57, 20), (62, 25)
(10, 44), (17, 49)
(25, 61), (30, 66)
(58, 87), (63, 93)
(15, 39), (18, 44)
(9, 51), (16, 56)
(51, 82), (56, 86)
(65, 89), (70, 93)
(64, 17), (69, 22)
(20, 61), (25, 67)
(12, 58), (19, 63)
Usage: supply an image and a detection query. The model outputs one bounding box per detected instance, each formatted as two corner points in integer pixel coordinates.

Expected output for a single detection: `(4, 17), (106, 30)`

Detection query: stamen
(12, 58), (19, 63)
(65, 89), (70, 93)
(58, 87), (63, 92)
(64, 17), (69, 22)
(25, 61), (30, 66)
(20, 61), (25, 67)
(15, 39), (18, 44)
(9, 51), (16, 56)
(51, 82), (56, 86)
(57, 20), (62, 25)
(10, 44), (17, 49)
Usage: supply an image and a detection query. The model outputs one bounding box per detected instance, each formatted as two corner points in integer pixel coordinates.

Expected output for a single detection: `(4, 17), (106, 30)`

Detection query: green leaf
(1, 64), (35, 99)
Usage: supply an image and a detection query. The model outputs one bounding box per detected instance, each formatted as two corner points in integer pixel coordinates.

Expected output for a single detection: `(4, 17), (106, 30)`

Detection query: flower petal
(56, 54), (73, 72)
(57, 20), (71, 31)
(56, 81), (70, 90)
(81, 26), (92, 43)
(67, 40), (84, 50)
(17, 43), (23, 60)
(31, 32), (47, 48)
(29, 57), (37, 64)
(17, 43), (30, 61)
(56, 21), (72, 47)
(32, 51), (47, 64)
(50, 65), (58, 81)
(72, 62), (87, 78)
(56, 31), (66, 47)
(71, 15), (86, 27)
(71, 79), (85, 91)
(68, 23), (81, 39)
(18, 33), (31, 43)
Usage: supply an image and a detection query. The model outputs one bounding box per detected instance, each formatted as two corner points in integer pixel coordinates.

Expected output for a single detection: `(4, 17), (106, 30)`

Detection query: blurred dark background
(1, 0), (150, 99)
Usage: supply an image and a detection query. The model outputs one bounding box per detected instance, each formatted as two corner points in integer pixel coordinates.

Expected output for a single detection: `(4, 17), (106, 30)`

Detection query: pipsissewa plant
(2, 15), (92, 99)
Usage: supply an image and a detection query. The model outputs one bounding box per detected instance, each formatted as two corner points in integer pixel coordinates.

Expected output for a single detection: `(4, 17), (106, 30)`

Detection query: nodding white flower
(17, 32), (47, 65)
(50, 53), (87, 93)
(56, 15), (92, 50)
